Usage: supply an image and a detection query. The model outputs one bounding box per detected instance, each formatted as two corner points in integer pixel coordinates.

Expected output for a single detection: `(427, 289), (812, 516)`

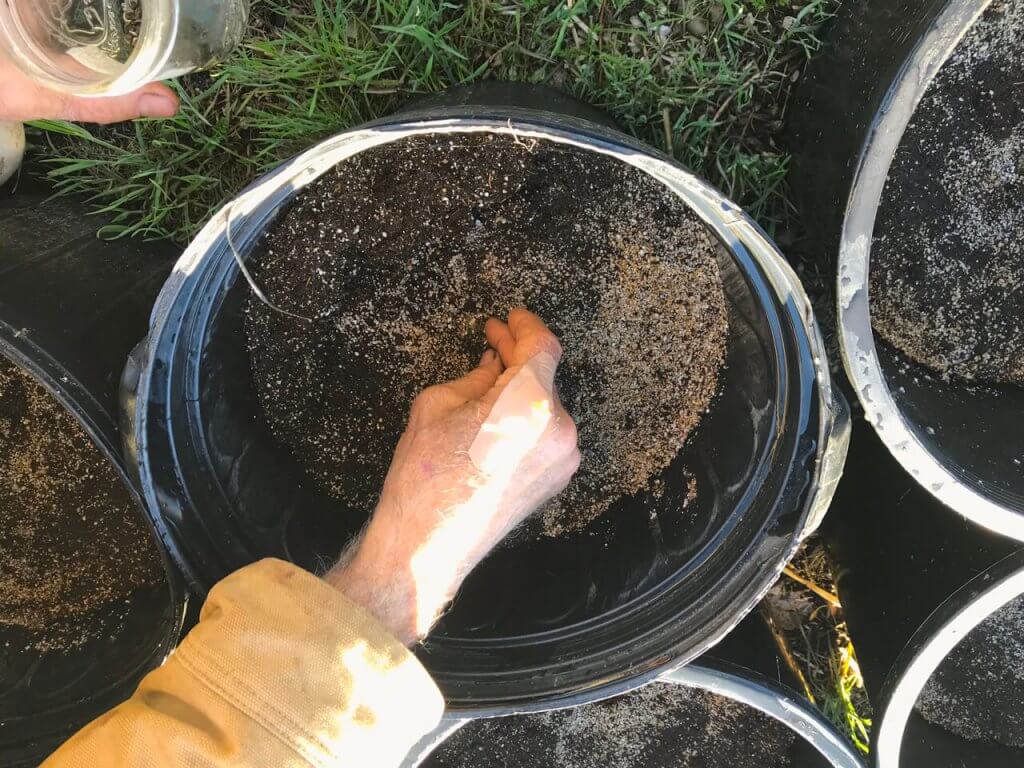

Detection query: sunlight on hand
(469, 352), (557, 477)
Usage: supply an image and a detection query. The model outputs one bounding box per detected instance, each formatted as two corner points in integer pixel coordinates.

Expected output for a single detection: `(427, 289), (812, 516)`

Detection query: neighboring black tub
(788, 0), (1024, 539)
(0, 180), (186, 765)
(825, 421), (1023, 768)
(406, 614), (865, 768)
(413, 667), (862, 768)
(122, 84), (849, 714)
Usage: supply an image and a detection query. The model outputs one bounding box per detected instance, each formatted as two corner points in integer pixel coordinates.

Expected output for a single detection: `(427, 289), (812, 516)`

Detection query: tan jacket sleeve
(42, 558), (445, 768)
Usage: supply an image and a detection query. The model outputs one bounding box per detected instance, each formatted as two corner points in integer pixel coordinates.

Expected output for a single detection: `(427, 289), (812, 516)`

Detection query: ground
(31, 0), (833, 242)
(23, 0), (872, 752)
(762, 540), (873, 753)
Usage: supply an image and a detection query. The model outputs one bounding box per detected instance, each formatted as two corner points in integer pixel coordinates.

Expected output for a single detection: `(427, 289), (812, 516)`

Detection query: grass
(763, 541), (874, 752)
(29, 0), (837, 242)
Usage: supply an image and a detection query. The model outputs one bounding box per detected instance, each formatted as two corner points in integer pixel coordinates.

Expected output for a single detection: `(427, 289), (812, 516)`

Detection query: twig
(662, 108), (673, 154)
(783, 565), (841, 608)
(765, 612), (816, 705)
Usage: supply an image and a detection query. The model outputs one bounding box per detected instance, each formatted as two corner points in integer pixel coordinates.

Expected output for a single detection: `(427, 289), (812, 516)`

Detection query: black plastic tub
(413, 662), (864, 768)
(0, 180), (186, 765)
(875, 553), (1024, 768)
(825, 421), (1023, 768)
(407, 614), (865, 767)
(123, 84), (849, 714)
(789, 0), (1024, 540)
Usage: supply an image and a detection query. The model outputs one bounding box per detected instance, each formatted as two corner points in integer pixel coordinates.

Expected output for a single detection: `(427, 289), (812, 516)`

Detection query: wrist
(325, 545), (420, 645)
(324, 516), (466, 645)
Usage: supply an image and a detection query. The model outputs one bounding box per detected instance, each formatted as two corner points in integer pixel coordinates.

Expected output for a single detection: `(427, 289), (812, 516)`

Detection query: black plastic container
(825, 422), (1022, 768)
(122, 84), (848, 714)
(788, 0), (1024, 540)
(415, 667), (863, 768)
(405, 614), (864, 767)
(0, 179), (186, 766)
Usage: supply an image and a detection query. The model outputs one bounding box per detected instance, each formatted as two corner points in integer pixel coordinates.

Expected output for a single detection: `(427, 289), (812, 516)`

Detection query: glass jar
(0, 0), (249, 96)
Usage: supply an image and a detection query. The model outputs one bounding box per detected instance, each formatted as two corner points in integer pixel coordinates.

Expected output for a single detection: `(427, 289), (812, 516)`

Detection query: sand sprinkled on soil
(423, 682), (794, 768)
(0, 358), (162, 651)
(916, 594), (1024, 747)
(246, 134), (728, 537)
(870, 0), (1024, 385)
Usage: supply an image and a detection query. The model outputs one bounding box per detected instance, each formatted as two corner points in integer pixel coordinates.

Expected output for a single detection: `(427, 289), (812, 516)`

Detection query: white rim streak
(835, 0), (1024, 539)
(876, 564), (1024, 768)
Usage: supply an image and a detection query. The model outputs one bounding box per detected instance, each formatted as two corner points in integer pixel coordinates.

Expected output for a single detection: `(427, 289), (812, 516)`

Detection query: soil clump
(245, 133), (728, 537)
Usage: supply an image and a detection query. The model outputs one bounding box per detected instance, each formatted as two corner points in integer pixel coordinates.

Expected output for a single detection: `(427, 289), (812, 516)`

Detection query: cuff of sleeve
(177, 558), (444, 768)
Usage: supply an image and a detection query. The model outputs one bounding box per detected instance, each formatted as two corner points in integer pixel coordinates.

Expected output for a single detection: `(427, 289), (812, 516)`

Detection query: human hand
(326, 308), (581, 644)
(0, 56), (178, 123)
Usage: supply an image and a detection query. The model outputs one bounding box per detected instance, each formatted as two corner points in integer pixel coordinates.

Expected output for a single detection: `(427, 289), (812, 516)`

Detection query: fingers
(484, 317), (516, 367)
(444, 348), (505, 402)
(485, 308), (563, 368)
(507, 308), (563, 365)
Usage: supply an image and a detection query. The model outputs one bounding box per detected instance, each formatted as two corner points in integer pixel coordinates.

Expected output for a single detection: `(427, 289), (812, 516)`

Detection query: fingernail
(138, 93), (178, 117)
(480, 349), (495, 364)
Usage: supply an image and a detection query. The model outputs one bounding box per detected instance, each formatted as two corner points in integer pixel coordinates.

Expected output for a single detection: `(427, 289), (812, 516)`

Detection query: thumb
(42, 82), (179, 124)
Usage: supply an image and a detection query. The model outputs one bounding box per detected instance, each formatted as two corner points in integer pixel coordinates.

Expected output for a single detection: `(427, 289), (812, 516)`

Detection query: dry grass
(762, 540), (873, 753)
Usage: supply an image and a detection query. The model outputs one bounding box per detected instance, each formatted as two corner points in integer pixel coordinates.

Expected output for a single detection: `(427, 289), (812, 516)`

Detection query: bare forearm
(326, 309), (579, 648)
(325, 533), (424, 646)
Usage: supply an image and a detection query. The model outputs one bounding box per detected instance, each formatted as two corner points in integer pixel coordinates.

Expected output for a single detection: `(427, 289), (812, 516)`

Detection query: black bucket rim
(126, 96), (846, 712)
(832, 0), (1024, 539)
(873, 549), (1024, 768)
(0, 320), (186, 764)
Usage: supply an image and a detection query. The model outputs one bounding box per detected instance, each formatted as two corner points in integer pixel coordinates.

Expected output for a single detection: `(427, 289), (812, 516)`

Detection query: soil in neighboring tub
(0, 357), (163, 652)
(916, 595), (1024, 748)
(244, 133), (729, 538)
(870, 0), (1024, 386)
(422, 682), (796, 768)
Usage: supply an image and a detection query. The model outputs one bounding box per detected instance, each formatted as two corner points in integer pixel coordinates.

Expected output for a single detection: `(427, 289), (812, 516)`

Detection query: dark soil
(870, 0), (1024, 385)
(423, 682), (795, 768)
(245, 133), (728, 538)
(916, 595), (1024, 747)
(0, 357), (162, 651)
